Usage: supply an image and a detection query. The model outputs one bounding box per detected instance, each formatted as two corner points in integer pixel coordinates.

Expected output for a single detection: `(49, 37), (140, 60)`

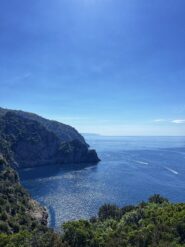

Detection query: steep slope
(0, 107), (86, 145)
(0, 108), (100, 168)
(0, 155), (69, 246)
(0, 155), (48, 233)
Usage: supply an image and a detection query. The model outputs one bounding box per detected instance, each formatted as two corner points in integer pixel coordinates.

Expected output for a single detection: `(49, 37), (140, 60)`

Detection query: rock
(0, 107), (87, 145)
(29, 199), (48, 226)
(0, 108), (100, 168)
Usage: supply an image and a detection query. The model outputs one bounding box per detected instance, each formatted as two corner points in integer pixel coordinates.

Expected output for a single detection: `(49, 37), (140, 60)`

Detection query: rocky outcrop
(28, 199), (48, 226)
(0, 108), (100, 168)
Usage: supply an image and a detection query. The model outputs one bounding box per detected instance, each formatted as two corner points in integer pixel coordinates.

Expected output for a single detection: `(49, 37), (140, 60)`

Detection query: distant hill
(0, 107), (100, 168)
(82, 133), (102, 138)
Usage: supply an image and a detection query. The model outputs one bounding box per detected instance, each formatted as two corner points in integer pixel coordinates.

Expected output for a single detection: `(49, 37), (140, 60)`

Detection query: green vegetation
(0, 230), (69, 247)
(0, 162), (39, 234)
(62, 196), (185, 247)
(0, 156), (68, 246)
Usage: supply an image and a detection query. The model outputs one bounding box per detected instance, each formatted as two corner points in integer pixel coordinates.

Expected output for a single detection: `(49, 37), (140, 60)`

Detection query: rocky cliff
(0, 108), (100, 168)
(0, 107), (86, 145)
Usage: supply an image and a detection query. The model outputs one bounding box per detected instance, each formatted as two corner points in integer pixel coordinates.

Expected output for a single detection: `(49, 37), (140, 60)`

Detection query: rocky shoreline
(28, 199), (48, 226)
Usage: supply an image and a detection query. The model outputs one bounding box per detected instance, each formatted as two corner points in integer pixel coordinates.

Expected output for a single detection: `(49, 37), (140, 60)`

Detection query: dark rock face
(56, 139), (100, 164)
(0, 108), (100, 168)
(0, 107), (87, 145)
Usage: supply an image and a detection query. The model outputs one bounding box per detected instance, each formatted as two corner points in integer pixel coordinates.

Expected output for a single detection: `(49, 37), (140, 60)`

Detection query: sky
(0, 0), (185, 136)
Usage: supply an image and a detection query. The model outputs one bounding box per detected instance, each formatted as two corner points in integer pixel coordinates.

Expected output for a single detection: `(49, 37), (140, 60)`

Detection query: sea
(19, 136), (185, 229)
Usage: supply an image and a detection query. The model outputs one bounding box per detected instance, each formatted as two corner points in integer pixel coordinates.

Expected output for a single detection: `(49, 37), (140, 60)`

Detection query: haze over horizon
(0, 0), (185, 136)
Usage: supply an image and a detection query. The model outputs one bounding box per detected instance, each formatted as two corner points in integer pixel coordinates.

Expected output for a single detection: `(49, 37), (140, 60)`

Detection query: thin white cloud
(171, 120), (185, 124)
(153, 119), (185, 124)
(153, 119), (166, 123)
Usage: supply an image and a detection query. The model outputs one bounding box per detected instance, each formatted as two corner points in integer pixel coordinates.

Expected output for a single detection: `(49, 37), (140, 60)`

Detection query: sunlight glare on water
(19, 136), (185, 229)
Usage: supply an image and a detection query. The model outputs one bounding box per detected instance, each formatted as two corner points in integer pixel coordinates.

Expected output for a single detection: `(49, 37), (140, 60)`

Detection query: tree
(148, 194), (169, 204)
(63, 220), (93, 247)
(98, 204), (121, 220)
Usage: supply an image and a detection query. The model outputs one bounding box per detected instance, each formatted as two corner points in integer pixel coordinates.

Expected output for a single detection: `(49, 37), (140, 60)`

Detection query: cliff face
(0, 108), (100, 168)
(0, 107), (86, 145)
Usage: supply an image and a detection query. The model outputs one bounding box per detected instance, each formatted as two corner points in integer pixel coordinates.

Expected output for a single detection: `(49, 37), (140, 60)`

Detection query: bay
(19, 136), (185, 229)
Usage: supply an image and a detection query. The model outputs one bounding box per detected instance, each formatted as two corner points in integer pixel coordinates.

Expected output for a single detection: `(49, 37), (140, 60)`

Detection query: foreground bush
(0, 230), (69, 247)
(63, 195), (185, 247)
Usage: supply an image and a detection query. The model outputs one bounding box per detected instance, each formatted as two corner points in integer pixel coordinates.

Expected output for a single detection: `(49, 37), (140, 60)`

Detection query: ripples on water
(19, 136), (185, 229)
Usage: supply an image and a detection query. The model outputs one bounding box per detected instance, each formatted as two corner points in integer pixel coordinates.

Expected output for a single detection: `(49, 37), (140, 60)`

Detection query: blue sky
(0, 0), (185, 135)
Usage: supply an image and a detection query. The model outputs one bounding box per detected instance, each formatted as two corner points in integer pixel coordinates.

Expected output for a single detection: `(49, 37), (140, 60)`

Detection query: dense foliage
(0, 157), (68, 246)
(62, 195), (185, 247)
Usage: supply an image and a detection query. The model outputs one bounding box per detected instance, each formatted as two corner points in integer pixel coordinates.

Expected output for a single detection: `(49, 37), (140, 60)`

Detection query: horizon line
(82, 133), (185, 137)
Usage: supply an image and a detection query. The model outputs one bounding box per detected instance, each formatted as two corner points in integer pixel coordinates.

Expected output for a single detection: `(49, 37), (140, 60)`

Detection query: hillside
(0, 108), (100, 168)
(0, 155), (70, 246)
(0, 155), (48, 232)
(0, 107), (86, 145)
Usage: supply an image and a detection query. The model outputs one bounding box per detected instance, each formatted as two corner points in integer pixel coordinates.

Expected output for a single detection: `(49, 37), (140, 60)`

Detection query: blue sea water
(19, 136), (185, 229)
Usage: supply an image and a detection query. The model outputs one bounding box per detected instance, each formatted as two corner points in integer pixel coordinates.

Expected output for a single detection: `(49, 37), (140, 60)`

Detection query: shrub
(148, 194), (169, 204)
(98, 204), (121, 220)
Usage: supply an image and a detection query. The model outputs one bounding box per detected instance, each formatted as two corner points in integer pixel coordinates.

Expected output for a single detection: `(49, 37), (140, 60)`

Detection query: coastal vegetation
(62, 196), (185, 247)
(0, 156), (69, 247)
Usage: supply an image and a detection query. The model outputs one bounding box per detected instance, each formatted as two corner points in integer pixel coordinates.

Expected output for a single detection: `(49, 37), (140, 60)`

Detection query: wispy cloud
(171, 119), (185, 124)
(153, 119), (166, 123)
(153, 119), (185, 124)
